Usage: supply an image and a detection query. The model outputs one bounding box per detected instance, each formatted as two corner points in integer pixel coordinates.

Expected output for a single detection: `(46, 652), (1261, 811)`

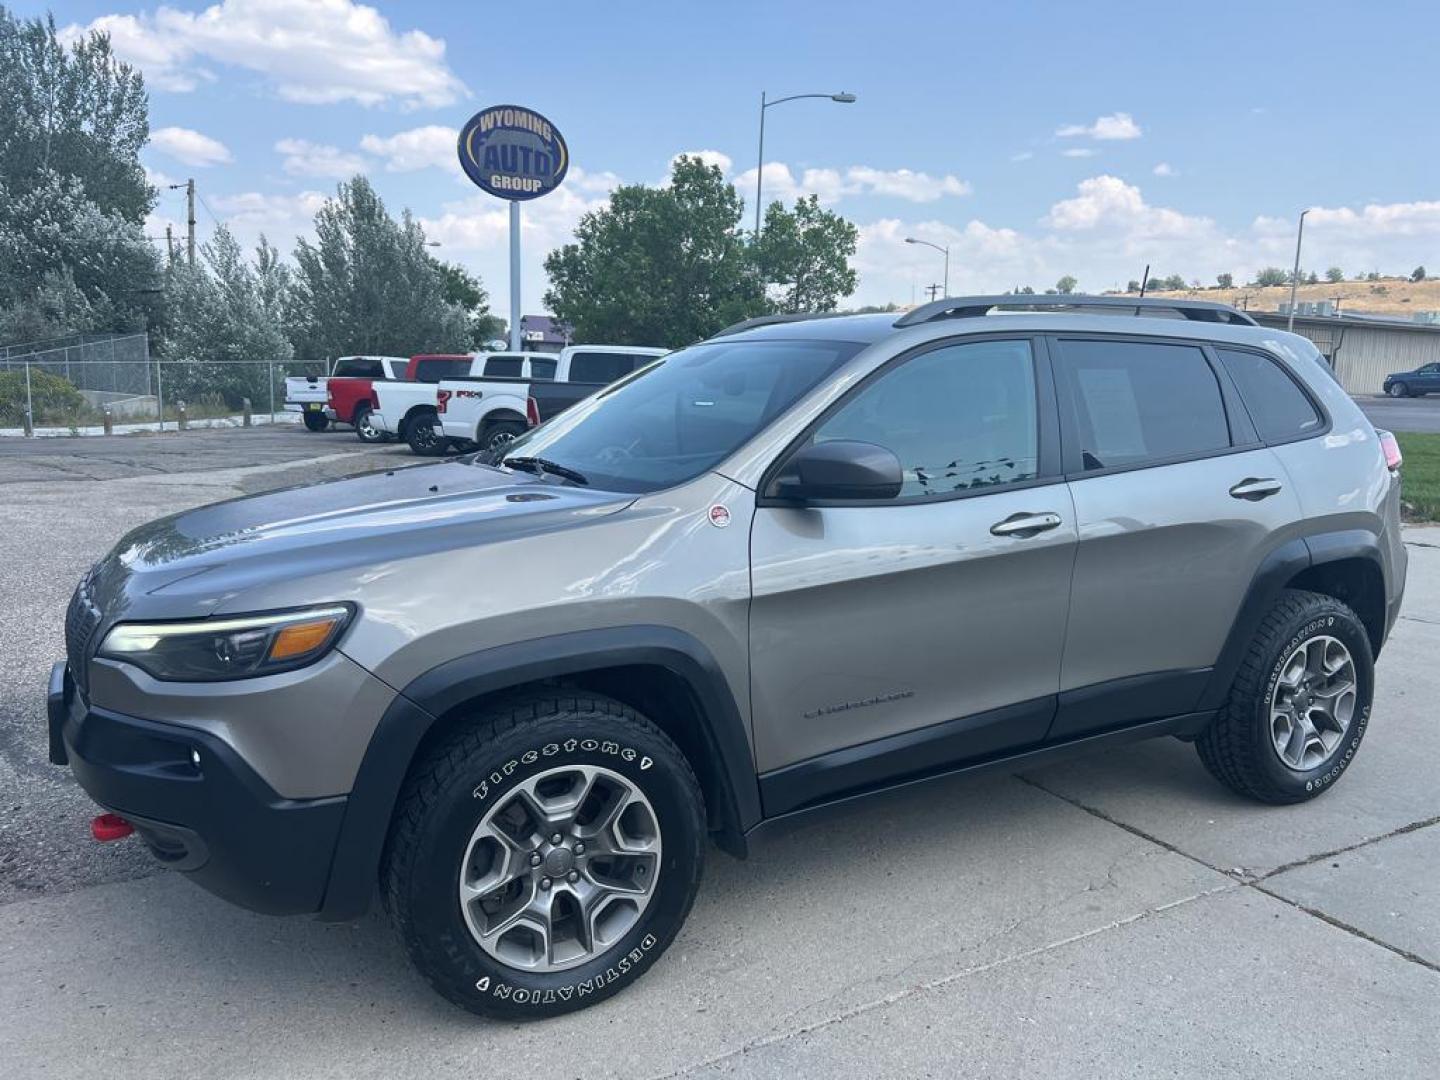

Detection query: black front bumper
(48, 661), (348, 916)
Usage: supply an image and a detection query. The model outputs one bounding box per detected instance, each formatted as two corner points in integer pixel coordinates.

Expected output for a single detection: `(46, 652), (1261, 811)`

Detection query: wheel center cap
(543, 847), (574, 876)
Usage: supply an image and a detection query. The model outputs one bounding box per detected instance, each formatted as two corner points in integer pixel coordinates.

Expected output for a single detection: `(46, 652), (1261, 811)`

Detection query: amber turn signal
(268, 616), (344, 661)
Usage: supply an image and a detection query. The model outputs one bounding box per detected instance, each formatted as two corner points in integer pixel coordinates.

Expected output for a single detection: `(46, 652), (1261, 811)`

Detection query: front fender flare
(318, 626), (758, 920)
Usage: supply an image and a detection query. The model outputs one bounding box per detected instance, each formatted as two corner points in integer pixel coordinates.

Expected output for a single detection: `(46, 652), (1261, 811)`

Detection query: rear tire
(381, 692), (705, 1019)
(1196, 589), (1373, 804)
(481, 419), (527, 453)
(353, 405), (385, 444)
(406, 408), (447, 456)
(1388, 382), (1410, 398)
(302, 411), (330, 432)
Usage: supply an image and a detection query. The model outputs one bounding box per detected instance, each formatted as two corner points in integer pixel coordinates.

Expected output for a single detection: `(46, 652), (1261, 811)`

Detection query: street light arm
(905, 238), (947, 256)
(763, 92), (849, 109)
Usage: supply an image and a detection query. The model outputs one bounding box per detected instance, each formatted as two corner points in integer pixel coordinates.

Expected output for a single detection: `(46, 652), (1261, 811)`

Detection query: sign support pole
(509, 201), (521, 351)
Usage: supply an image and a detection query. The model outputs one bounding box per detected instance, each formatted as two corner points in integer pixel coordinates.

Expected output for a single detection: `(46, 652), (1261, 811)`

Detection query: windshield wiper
(502, 455), (590, 486)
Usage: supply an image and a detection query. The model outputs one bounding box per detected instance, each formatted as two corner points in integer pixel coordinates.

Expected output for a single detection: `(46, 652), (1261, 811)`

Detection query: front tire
(406, 408), (447, 456)
(1388, 382), (1409, 398)
(382, 693), (705, 1019)
(1196, 589), (1374, 804)
(302, 411), (330, 432)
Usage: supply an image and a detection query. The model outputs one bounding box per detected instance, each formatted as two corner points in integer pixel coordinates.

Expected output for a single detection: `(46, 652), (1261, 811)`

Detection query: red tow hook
(91, 813), (134, 842)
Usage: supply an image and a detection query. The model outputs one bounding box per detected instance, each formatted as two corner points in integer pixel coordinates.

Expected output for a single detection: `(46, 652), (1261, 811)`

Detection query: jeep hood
(104, 460), (633, 604)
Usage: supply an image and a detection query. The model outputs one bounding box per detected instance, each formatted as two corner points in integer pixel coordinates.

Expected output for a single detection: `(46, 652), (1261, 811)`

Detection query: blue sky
(35, 0), (1440, 312)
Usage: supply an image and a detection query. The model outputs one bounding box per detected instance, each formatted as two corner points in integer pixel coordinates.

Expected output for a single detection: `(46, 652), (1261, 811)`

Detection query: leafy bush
(0, 368), (86, 426)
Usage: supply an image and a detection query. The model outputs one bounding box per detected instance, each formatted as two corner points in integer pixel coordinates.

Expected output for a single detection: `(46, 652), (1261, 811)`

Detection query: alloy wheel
(1269, 634), (1357, 771)
(458, 764), (662, 972)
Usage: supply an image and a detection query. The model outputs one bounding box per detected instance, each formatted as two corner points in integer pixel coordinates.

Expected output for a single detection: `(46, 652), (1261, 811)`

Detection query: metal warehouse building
(1249, 311), (1440, 396)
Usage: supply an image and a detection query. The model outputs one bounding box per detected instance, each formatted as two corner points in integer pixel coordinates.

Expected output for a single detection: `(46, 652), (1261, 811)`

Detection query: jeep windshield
(494, 338), (864, 493)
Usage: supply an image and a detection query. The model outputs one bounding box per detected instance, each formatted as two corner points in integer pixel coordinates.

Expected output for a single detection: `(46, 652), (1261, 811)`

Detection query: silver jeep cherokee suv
(49, 295), (1406, 1018)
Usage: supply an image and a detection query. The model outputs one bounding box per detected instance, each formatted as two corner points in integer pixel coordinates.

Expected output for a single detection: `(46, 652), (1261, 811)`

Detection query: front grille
(64, 568), (103, 695)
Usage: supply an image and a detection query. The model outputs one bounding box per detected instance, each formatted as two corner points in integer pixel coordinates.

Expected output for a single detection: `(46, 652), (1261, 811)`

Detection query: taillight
(436, 390), (451, 414)
(526, 396), (540, 427)
(1377, 428), (1402, 471)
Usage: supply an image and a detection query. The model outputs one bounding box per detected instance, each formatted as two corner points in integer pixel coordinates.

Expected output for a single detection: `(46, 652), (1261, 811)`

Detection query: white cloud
(62, 0), (467, 108)
(672, 150), (733, 174)
(1153, 162), (1177, 177)
(150, 126), (232, 167)
(361, 126), (460, 173)
(274, 138), (368, 178)
(1010, 151), (1035, 162)
(732, 162), (971, 205)
(1056, 112), (1143, 140)
(1061, 148), (1098, 158)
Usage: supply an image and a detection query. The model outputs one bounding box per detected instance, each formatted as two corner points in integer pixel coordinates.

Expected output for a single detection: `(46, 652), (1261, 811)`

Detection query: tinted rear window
(1216, 348), (1323, 443)
(414, 358), (471, 382)
(570, 352), (639, 384)
(332, 357), (384, 378)
(484, 356), (523, 378)
(1058, 339), (1230, 471)
(530, 358), (557, 381)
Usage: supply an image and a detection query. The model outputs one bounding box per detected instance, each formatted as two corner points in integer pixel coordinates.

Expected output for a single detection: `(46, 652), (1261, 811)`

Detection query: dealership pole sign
(458, 105), (569, 350)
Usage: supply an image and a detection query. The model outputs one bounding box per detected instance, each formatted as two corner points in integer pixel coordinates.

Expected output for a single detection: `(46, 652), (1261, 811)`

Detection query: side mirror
(772, 440), (904, 502)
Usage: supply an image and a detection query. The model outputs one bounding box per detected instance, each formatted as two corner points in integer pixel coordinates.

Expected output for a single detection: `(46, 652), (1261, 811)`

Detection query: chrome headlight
(96, 605), (354, 682)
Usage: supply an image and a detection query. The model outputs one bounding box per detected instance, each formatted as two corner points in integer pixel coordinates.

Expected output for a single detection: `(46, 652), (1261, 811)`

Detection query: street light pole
(754, 90), (857, 235)
(905, 237), (950, 297)
(1288, 208), (1311, 332)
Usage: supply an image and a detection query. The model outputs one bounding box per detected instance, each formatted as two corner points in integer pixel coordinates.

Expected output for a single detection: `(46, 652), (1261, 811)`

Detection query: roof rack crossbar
(893, 294), (1257, 328)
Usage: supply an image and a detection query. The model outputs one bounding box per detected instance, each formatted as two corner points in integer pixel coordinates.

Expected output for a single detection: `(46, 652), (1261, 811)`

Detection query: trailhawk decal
(471, 737), (652, 802)
(473, 934), (659, 1003)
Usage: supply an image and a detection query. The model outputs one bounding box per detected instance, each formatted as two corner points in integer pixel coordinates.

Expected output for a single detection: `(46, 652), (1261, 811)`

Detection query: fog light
(190, 749), (201, 767)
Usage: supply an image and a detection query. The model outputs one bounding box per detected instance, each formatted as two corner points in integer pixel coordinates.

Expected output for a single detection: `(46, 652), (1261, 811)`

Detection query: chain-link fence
(0, 333), (327, 434)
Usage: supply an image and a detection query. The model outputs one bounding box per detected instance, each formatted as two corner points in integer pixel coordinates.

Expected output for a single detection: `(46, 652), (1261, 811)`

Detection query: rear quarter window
(1215, 348), (1324, 443)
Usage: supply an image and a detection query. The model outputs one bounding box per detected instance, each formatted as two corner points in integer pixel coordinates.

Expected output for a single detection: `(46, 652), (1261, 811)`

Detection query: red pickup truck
(327, 354), (475, 443)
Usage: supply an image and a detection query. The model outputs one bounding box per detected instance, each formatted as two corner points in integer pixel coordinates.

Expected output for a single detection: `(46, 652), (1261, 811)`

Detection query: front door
(748, 337), (1076, 808)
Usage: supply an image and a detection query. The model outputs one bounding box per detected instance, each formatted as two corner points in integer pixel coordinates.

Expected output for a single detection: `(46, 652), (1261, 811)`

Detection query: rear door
(748, 336), (1076, 799)
(1049, 334), (1304, 739)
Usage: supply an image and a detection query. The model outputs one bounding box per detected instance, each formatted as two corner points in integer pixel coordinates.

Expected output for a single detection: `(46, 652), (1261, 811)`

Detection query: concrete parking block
(1263, 822), (1440, 969)
(0, 773), (1225, 1080)
(687, 887), (1440, 1079)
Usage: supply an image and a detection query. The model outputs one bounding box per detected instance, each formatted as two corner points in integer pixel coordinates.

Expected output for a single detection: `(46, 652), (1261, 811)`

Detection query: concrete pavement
(0, 429), (1437, 1078)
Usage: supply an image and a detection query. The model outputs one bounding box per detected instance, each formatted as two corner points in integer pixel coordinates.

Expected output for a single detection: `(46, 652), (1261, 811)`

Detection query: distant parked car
(285, 356), (408, 432)
(1383, 362), (1440, 398)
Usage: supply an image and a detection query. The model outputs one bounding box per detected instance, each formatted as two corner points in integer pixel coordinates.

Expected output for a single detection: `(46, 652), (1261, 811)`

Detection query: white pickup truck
(284, 355), (408, 432)
(370, 352), (557, 453)
(431, 345), (667, 455)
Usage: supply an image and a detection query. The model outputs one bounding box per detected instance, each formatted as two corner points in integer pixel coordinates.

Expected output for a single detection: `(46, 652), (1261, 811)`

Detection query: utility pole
(924, 283), (943, 302)
(186, 178), (196, 267)
(170, 180), (196, 267)
(165, 224), (174, 266)
(1287, 209), (1310, 332)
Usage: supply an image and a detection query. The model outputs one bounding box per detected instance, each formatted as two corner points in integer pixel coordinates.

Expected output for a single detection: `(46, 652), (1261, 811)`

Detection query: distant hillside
(1119, 277), (1440, 318)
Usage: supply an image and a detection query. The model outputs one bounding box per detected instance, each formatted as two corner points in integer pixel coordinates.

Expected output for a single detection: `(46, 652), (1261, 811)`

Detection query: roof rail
(710, 312), (843, 338)
(893, 294), (1258, 328)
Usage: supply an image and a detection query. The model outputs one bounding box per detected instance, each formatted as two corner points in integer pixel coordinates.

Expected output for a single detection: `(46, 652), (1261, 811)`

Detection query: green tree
(1055, 275), (1078, 295)
(435, 260), (505, 346)
(162, 226), (293, 407)
(1216, 272), (1234, 289)
(1254, 267), (1289, 287)
(1126, 279), (1142, 293)
(1325, 266), (1344, 283)
(0, 8), (158, 336)
(1413, 265), (1428, 282)
(544, 156), (767, 346)
(289, 176), (469, 363)
(753, 195), (858, 313)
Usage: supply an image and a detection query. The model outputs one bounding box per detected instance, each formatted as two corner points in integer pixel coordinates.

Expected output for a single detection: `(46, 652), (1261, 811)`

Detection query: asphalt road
(1356, 394), (1440, 434)
(1, 427), (1438, 1078)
